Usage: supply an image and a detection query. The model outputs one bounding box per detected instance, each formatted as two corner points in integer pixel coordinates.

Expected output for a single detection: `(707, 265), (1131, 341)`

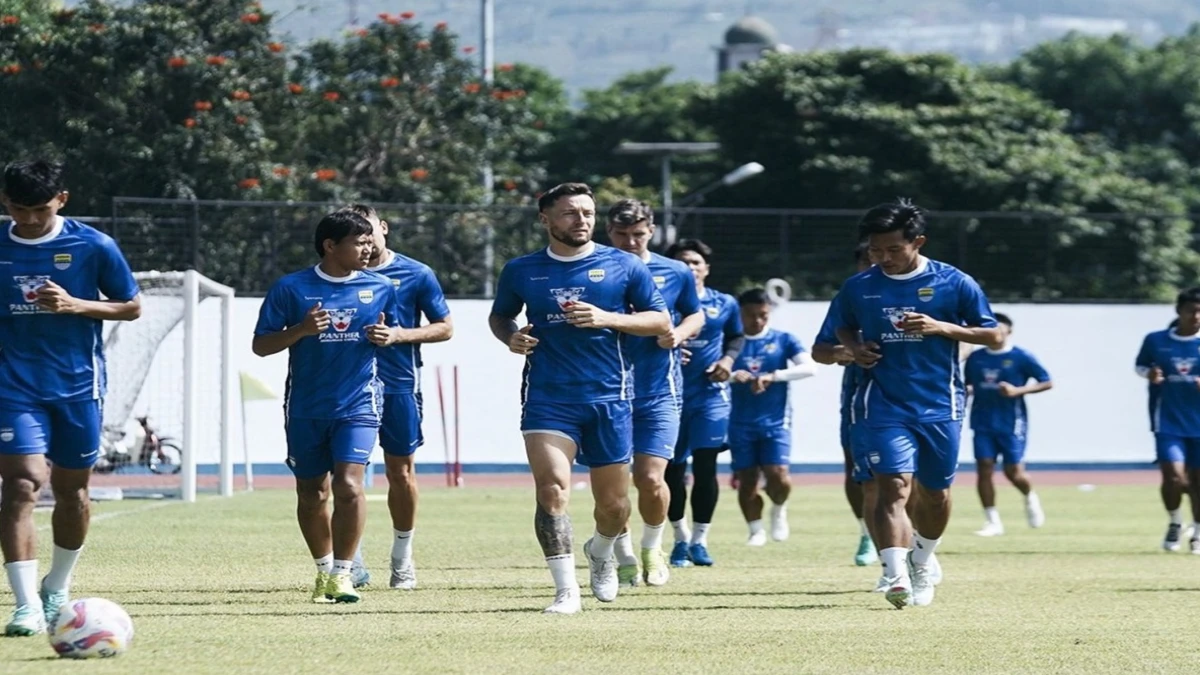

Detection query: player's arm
(489, 264), (536, 355)
(833, 289), (882, 368)
(900, 276), (1002, 348)
(658, 268), (704, 349)
(1005, 354), (1053, 397)
(45, 235), (143, 320)
(567, 261), (669, 336)
(813, 295), (855, 365)
(392, 270), (454, 344)
(252, 287), (326, 357)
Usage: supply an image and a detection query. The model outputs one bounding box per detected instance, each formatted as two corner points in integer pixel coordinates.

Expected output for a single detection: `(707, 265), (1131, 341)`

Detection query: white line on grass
(36, 500), (179, 532)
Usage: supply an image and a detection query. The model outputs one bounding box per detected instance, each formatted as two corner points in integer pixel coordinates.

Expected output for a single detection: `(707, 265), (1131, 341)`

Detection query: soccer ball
(48, 598), (134, 659)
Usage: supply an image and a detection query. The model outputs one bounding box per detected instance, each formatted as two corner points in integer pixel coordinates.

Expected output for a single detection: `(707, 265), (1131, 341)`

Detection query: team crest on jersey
(705, 306), (720, 318)
(1002, 360), (1013, 368)
(745, 356), (764, 373)
(392, 279), (401, 288)
(764, 343), (778, 354)
(917, 287), (935, 302)
(653, 275), (666, 289)
(1172, 357), (1197, 376)
(53, 253), (72, 270)
(587, 269), (606, 283)
(358, 290), (374, 304)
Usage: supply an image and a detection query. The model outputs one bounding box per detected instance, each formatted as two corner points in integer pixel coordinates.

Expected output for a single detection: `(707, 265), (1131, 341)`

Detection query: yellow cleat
(312, 572), (335, 604)
(641, 547), (670, 587)
(325, 572), (361, 603)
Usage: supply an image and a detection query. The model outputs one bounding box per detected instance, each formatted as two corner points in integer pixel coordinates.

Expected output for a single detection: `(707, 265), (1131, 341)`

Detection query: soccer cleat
(688, 543), (714, 566)
(872, 575), (889, 593)
(854, 535), (878, 566)
(617, 564), (640, 588)
(747, 530), (768, 547)
(325, 572), (361, 603)
(351, 562), (371, 589)
(883, 577), (912, 609)
(39, 580), (69, 628)
(974, 521), (1005, 537)
(583, 538), (619, 603)
(389, 558), (417, 590)
(1026, 496), (1046, 528)
(928, 552), (944, 586)
(311, 572), (335, 604)
(669, 541), (693, 568)
(1164, 523), (1183, 551)
(543, 586), (582, 615)
(769, 504), (790, 542)
(911, 563), (936, 606)
(641, 548), (670, 587)
(1191, 538), (1200, 555)
(5, 605), (46, 636)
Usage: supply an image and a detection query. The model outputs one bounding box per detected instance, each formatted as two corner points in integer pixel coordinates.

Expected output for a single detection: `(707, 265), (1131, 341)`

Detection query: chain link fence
(46, 198), (1190, 301)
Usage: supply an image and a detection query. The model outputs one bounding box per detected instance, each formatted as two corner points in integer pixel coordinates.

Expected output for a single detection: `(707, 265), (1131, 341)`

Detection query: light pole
(613, 142), (720, 246)
(668, 161), (765, 239)
(481, 0), (496, 296)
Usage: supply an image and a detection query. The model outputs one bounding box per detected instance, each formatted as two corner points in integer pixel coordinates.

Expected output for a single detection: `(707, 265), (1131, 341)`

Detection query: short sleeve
(785, 333), (806, 359)
(723, 296), (743, 336)
(835, 281), (860, 332)
(626, 260), (667, 313)
(963, 352), (981, 385)
(418, 267), (451, 322)
(255, 281), (293, 336)
(675, 267), (701, 316)
(815, 294), (842, 345)
(96, 235), (139, 302)
(956, 274), (998, 328)
(1135, 336), (1155, 370)
(490, 262), (524, 319)
(1022, 350), (1051, 383)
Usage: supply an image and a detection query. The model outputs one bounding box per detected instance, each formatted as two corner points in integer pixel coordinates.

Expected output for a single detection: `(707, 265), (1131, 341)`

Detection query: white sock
(332, 559), (353, 575)
(4, 560), (42, 609)
(546, 554), (577, 591)
(589, 531), (617, 560)
(640, 522), (665, 551)
(671, 519), (691, 544)
(1170, 509), (1183, 525)
(314, 553), (333, 574)
(879, 547), (909, 580)
(1193, 523), (1200, 540)
(857, 518), (869, 537)
(984, 507), (1001, 524)
(613, 532), (638, 565)
(748, 519), (764, 535)
(1026, 491), (1040, 505)
(352, 544), (364, 567)
(43, 545), (83, 592)
(912, 533), (940, 565)
(691, 522), (711, 546)
(770, 503), (786, 519)
(391, 529), (414, 563)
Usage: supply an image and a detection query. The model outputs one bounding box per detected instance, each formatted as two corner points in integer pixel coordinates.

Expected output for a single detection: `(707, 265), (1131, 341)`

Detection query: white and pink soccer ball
(49, 598), (134, 659)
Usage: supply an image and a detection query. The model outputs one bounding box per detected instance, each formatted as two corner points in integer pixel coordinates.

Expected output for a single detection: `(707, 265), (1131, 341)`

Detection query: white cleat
(583, 538), (619, 603)
(927, 552), (944, 586)
(974, 521), (1005, 537)
(1163, 523), (1183, 551)
(911, 563), (936, 606)
(747, 530), (768, 547)
(873, 575), (889, 593)
(389, 558), (417, 590)
(1191, 538), (1200, 555)
(543, 586), (582, 615)
(1026, 497), (1046, 528)
(769, 504), (790, 542)
(883, 576), (912, 609)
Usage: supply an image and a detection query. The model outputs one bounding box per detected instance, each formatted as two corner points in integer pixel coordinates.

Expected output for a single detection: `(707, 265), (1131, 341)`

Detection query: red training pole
(435, 365), (451, 487)
(453, 365), (462, 487)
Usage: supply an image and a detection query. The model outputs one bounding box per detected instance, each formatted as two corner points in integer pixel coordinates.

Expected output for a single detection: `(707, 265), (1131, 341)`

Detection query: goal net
(95, 271), (237, 502)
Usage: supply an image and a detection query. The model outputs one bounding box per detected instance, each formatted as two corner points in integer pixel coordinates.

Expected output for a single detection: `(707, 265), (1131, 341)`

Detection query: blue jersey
(834, 258), (997, 424)
(626, 252), (700, 400)
(964, 346), (1051, 434)
(366, 251), (450, 395)
(681, 288), (742, 403)
(730, 329), (806, 427)
(0, 218), (139, 403)
(815, 292), (865, 419)
(491, 244), (666, 404)
(1137, 329), (1200, 437)
(254, 267), (400, 420)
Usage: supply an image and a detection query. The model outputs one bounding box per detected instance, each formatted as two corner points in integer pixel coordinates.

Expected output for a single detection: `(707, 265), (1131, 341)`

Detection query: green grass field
(1, 483), (1196, 674)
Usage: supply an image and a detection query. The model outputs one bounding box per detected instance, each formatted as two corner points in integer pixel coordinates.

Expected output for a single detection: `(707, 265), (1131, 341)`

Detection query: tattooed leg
(535, 504), (574, 557)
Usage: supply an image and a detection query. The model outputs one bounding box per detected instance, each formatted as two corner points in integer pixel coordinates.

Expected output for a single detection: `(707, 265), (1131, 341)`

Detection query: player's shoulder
(386, 251), (436, 275)
(61, 218), (117, 247)
(269, 267), (316, 294)
(648, 251), (690, 276)
(594, 244), (640, 270)
(841, 266), (878, 290)
(927, 258), (980, 286)
(1144, 328), (1173, 342)
(501, 247), (552, 271)
(358, 268), (394, 288)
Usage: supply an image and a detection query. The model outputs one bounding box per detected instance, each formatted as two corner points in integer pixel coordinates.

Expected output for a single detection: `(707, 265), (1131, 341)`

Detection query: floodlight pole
(661, 155), (673, 237)
(481, 0), (496, 297)
(614, 142), (721, 247)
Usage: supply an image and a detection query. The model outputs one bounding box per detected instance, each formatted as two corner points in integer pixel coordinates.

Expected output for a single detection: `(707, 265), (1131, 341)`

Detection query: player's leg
(1156, 435), (1188, 551)
(666, 410), (693, 567)
(578, 401), (634, 603)
(321, 419), (374, 603)
(844, 420), (874, 566)
(973, 434), (1003, 537)
(847, 425), (879, 568)
(908, 421), (961, 607)
(687, 400), (729, 566)
(862, 424), (918, 607)
(1183, 440), (1200, 554)
(1000, 434), (1042, 528)
(379, 393), (423, 590)
(287, 418), (337, 603)
(762, 428), (793, 542)
(0, 446), (50, 636)
(730, 426), (765, 545)
(618, 395), (676, 587)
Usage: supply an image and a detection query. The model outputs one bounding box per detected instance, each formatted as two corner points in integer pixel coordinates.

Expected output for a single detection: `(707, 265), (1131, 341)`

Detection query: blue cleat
(669, 541), (693, 568)
(688, 543), (714, 566)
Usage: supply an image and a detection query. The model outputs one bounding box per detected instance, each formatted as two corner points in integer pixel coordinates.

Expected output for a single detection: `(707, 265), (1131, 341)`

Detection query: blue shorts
(857, 421), (962, 490)
(974, 431), (1027, 465)
(729, 424), (791, 471)
(379, 393), (424, 457)
(0, 399), (102, 470)
(672, 392), (731, 463)
(521, 399), (633, 468)
(840, 414), (853, 451)
(632, 394), (680, 460)
(285, 417), (379, 479)
(847, 424), (873, 484)
(1156, 434), (1200, 469)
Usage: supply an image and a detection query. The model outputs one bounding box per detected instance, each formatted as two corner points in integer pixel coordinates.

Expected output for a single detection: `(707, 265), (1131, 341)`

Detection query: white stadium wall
(179, 299), (1169, 474)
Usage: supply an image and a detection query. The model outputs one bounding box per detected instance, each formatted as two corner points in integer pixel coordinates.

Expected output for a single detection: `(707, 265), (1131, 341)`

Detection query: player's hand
(680, 348), (692, 366)
(997, 382), (1021, 398)
(849, 341), (882, 369)
(707, 356), (734, 383)
(34, 279), (80, 314)
(366, 312), (395, 346)
(564, 301), (612, 329)
(656, 328), (688, 350)
(731, 370), (755, 384)
(300, 302), (331, 336)
(751, 372), (775, 394)
(900, 312), (944, 336)
(1147, 366), (1165, 385)
(508, 324), (538, 356)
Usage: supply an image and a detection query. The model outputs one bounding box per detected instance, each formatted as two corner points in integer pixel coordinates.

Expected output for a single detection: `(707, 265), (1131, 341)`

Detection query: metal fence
(49, 198), (1195, 300)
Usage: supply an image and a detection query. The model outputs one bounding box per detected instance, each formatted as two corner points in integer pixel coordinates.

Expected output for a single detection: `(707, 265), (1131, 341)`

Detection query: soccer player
(729, 288), (816, 545)
(964, 313), (1052, 536)
(488, 183), (669, 614)
(1137, 293), (1200, 553)
(0, 160), (141, 636)
(341, 204), (453, 591)
(833, 199), (1002, 609)
(665, 238), (744, 568)
(253, 210), (402, 604)
(604, 200), (703, 588)
(1149, 318), (1188, 551)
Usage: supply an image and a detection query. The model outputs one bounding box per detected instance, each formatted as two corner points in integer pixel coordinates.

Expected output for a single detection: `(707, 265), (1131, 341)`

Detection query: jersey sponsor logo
(11, 275), (50, 314)
(652, 275), (666, 289)
(587, 269), (606, 282)
(547, 287), (585, 323)
(917, 287), (934, 302)
(319, 308), (363, 342)
(53, 253), (72, 270)
(881, 306), (922, 343)
(1171, 357), (1196, 377)
(982, 368), (1001, 385)
(329, 308), (357, 331)
(745, 356), (764, 374)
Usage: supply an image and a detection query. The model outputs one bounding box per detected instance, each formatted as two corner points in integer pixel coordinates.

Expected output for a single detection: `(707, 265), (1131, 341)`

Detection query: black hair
(858, 197), (926, 242)
(994, 312), (1012, 328)
(607, 199), (654, 227)
(338, 203), (379, 221)
(1169, 318), (1180, 329)
(538, 183), (594, 212)
(1177, 287), (1200, 308)
(3, 159), (66, 206)
(313, 211), (372, 258)
(853, 240), (870, 263)
(665, 238), (713, 264)
(737, 288), (771, 307)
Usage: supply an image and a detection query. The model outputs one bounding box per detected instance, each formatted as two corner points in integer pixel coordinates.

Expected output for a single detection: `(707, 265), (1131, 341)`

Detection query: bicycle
(93, 416), (183, 475)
